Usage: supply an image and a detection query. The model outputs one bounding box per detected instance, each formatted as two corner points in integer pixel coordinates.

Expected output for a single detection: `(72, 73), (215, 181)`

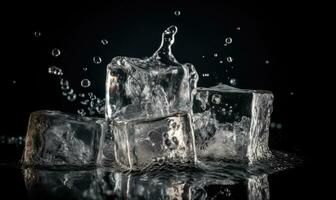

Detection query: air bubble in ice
(51, 48), (61, 57)
(101, 39), (109, 45)
(81, 79), (91, 88)
(48, 66), (63, 76)
(227, 57), (233, 63)
(93, 56), (102, 64)
(174, 10), (181, 16)
(229, 78), (237, 86)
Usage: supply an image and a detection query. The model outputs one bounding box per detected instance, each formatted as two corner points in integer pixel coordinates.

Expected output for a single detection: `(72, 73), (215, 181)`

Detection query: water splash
(48, 66), (63, 76)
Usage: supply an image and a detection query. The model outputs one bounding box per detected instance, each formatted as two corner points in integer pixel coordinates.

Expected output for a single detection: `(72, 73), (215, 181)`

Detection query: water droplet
(34, 31), (41, 38)
(227, 57), (233, 63)
(265, 60), (270, 64)
(81, 79), (91, 88)
(60, 79), (69, 86)
(214, 53), (218, 57)
(229, 78), (237, 86)
(101, 39), (109, 45)
(81, 99), (90, 105)
(48, 66), (63, 76)
(83, 67), (87, 71)
(51, 48), (61, 57)
(93, 56), (102, 64)
(77, 109), (86, 116)
(174, 10), (181, 16)
(219, 60), (223, 64)
(276, 123), (282, 129)
(67, 94), (76, 102)
(211, 94), (222, 104)
(225, 37), (232, 44)
(270, 122), (276, 128)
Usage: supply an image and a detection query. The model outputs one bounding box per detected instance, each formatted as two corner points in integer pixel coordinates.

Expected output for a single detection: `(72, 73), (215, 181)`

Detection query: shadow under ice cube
(113, 113), (196, 170)
(193, 84), (274, 164)
(22, 110), (102, 167)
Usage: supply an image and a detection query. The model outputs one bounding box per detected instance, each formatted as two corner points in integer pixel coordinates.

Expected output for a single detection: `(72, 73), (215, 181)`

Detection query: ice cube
(112, 113), (196, 170)
(105, 26), (198, 121)
(22, 110), (103, 167)
(96, 122), (115, 167)
(193, 84), (274, 164)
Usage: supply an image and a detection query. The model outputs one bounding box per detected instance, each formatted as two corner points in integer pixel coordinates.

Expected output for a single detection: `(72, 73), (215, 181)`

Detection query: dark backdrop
(0, 0), (317, 199)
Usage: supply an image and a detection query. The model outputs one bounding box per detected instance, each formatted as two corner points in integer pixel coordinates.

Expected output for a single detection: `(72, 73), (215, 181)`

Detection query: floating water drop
(270, 122), (276, 128)
(60, 79), (69, 86)
(225, 37), (232, 44)
(34, 31), (41, 38)
(214, 53), (218, 57)
(229, 78), (237, 86)
(67, 94), (76, 102)
(276, 123), (283, 129)
(81, 79), (91, 88)
(211, 94), (222, 104)
(77, 109), (86, 116)
(48, 66), (63, 76)
(101, 39), (109, 45)
(93, 56), (102, 64)
(174, 10), (181, 16)
(265, 60), (270, 64)
(227, 57), (233, 63)
(51, 48), (61, 57)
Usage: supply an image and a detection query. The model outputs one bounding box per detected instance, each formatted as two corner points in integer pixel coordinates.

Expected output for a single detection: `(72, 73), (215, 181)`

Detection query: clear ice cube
(22, 110), (103, 167)
(112, 113), (196, 170)
(105, 26), (198, 121)
(193, 84), (274, 164)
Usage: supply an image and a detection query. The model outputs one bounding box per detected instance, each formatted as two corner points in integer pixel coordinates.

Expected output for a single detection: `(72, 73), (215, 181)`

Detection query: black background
(0, 0), (318, 199)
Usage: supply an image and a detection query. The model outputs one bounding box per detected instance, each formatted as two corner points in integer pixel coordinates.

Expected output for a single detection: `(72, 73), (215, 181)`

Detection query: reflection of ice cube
(113, 113), (196, 170)
(22, 110), (103, 167)
(23, 168), (269, 200)
(193, 84), (274, 164)
(106, 56), (198, 121)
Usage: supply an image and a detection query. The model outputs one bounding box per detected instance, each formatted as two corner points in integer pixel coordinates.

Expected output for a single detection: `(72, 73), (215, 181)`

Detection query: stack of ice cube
(22, 25), (274, 170)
